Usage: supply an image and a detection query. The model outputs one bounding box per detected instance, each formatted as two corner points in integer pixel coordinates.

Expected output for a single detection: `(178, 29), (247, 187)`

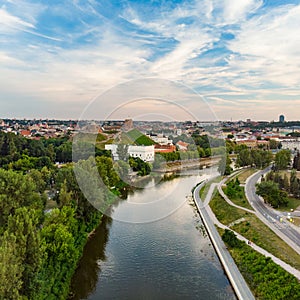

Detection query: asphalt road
(193, 183), (255, 300)
(245, 167), (300, 253)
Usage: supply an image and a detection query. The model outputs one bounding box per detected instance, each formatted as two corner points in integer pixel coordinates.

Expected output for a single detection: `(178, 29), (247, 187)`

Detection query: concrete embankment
(193, 182), (255, 300)
(155, 157), (220, 173)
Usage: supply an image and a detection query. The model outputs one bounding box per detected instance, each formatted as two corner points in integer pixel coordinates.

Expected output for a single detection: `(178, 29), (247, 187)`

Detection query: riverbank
(193, 182), (254, 300)
(201, 170), (300, 298)
(69, 169), (234, 299)
(195, 179), (300, 299)
(210, 190), (300, 270)
(155, 156), (220, 173)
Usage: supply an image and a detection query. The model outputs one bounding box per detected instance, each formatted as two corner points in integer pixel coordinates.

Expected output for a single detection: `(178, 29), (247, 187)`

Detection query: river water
(69, 169), (236, 300)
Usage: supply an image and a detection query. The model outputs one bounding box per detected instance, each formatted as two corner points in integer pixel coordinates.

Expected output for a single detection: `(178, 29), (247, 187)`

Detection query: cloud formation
(0, 0), (299, 120)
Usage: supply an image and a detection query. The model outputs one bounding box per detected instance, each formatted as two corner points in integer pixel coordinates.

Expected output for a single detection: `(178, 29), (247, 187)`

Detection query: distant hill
(123, 129), (155, 146)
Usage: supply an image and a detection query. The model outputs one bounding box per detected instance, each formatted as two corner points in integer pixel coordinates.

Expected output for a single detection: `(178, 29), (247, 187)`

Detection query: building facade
(105, 144), (155, 162)
(148, 134), (173, 145)
(279, 115), (285, 123)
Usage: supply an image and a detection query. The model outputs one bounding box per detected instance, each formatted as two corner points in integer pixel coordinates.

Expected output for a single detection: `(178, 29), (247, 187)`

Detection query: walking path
(214, 173), (300, 280)
(193, 182), (255, 300)
(217, 177), (255, 214)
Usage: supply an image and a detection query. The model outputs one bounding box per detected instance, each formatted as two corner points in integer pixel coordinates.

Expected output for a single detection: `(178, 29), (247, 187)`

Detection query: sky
(1, 0), (300, 121)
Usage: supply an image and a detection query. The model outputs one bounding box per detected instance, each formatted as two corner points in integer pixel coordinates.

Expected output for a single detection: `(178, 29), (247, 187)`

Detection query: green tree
(56, 142), (72, 162)
(283, 173), (289, 191)
(197, 146), (206, 158)
(236, 149), (252, 167)
(117, 144), (129, 162)
(275, 149), (291, 170)
(234, 144), (248, 154)
(6, 207), (42, 298)
(218, 154), (232, 175)
(40, 221), (80, 298)
(46, 143), (56, 162)
(256, 181), (288, 207)
(58, 179), (73, 208)
(0, 169), (44, 227)
(129, 156), (151, 176)
(153, 153), (166, 170)
(293, 152), (300, 170)
(0, 232), (23, 300)
(269, 139), (279, 149)
(222, 229), (242, 248)
(27, 169), (47, 193)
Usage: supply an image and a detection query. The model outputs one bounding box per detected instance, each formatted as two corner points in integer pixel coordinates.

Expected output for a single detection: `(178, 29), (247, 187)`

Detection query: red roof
(176, 140), (189, 147)
(154, 144), (176, 153)
(20, 130), (31, 137)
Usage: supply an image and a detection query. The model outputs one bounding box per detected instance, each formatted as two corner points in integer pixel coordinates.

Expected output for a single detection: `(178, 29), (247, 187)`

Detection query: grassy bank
(236, 168), (257, 184)
(199, 176), (221, 200)
(276, 195), (300, 212)
(210, 191), (300, 270)
(220, 228), (300, 299)
(222, 185), (253, 210)
(221, 168), (256, 210)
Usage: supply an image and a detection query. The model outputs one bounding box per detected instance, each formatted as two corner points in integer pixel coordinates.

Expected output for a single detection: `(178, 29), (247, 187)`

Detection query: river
(69, 168), (236, 300)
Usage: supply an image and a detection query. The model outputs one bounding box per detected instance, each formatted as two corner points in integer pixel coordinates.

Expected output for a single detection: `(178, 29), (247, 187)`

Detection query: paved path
(217, 177), (255, 214)
(215, 172), (300, 280)
(193, 182), (255, 300)
(194, 175), (300, 290)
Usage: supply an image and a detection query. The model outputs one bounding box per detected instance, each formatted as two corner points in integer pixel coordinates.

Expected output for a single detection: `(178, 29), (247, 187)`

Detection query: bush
(222, 229), (243, 248)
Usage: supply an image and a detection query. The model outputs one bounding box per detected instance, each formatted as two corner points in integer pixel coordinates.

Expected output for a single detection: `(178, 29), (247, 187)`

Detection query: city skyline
(1, 0), (300, 120)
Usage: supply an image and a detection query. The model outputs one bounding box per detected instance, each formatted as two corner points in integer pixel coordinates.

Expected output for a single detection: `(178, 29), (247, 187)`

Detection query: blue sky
(0, 0), (300, 121)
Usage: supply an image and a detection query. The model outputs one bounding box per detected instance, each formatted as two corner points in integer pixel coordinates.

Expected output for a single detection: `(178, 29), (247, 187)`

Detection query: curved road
(245, 167), (300, 254)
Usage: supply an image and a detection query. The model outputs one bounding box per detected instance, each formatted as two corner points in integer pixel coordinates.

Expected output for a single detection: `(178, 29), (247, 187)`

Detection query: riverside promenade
(193, 182), (255, 300)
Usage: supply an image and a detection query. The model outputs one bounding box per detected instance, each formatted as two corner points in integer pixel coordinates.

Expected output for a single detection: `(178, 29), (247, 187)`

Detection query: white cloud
(227, 4), (300, 87)
(0, 6), (62, 41)
(1, 0), (300, 120)
(0, 51), (25, 66)
(0, 7), (35, 30)
(221, 0), (263, 24)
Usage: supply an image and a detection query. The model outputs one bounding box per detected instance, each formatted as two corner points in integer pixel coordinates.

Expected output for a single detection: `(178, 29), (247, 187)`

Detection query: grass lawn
(210, 192), (248, 225)
(120, 132), (135, 144)
(276, 196), (300, 212)
(236, 168), (257, 184)
(210, 191), (300, 270)
(222, 186), (254, 210)
(277, 170), (300, 180)
(199, 176), (222, 200)
(96, 133), (107, 142)
(126, 129), (155, 145)
(96, 138), (114, 150)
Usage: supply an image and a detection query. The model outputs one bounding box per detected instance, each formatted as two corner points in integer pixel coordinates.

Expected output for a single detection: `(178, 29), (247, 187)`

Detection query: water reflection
(69, 168), (235, 300)
(69, 216), (112, 300)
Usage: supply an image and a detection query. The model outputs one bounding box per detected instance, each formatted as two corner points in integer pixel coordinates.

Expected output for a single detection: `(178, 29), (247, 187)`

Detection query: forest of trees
(256, 179), (289, 208)
(129, 156), (151, 176)
(235, 147), (273, 168)
(274, 149), (291, 170)
(259, 169), (300, 201)
(253, 146), (300, 208)
(0, 131), (126, 299)
(0, 131), (109, 169)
